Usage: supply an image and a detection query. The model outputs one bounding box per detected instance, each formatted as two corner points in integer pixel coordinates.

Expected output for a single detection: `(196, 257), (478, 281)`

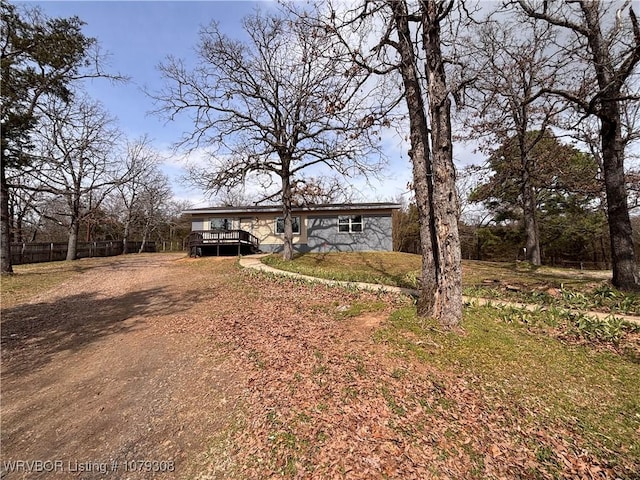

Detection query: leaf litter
(179, 261), (637, 480)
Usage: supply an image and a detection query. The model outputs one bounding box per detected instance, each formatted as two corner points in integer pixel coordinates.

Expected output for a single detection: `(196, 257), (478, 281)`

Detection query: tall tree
(0, 1), (122, 272)
(113, 135), (164, 253)
(516, 0), (640, 290)
(461, 14), (565, 265)
(26, 96), (121, 260)
(153, 10), (386, 260)
(326, 0), (463, 326)
(471, 131), (602, 227)
(135, 171), (172, 254)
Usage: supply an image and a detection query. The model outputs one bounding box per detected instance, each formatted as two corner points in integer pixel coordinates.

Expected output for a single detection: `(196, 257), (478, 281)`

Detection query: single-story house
(182, 203), (401, 256)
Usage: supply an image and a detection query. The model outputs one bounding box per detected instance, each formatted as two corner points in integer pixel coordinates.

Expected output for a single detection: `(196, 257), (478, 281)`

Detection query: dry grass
(462, 260), (611, 290)
(2, 260), (92, 308)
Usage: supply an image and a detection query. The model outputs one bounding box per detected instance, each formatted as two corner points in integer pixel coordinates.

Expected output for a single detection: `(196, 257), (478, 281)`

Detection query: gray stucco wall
(259, 244), (312, 254)
(306, 214), (393, 252)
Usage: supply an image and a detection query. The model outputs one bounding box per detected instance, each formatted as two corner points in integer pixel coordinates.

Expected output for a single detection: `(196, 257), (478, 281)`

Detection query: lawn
(262, 252), (640, 476)
(261, 252), (615, 291)
(374, 304), (640, 477)
(262, 252), (640, 316)
(262, 251), (422, 288)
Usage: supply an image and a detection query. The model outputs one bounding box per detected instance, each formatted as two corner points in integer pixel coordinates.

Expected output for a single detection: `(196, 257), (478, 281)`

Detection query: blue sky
(22, 1), (477, 206)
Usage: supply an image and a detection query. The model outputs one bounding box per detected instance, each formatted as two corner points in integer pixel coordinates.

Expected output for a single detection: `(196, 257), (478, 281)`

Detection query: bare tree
(135, 171), (172, 254)
(290, 176), (356, 206)
(324, 0), (464, 326)
(1, 1), (125, 272)
(113, 135), (164, 253)
(562, 96), (640, 209)
(153, 10), (387, 260)
(516, 0), (640, 290)
(25, 96), (122, 260)
(460, 14), (566, 265)
(5, 169), (50, 242)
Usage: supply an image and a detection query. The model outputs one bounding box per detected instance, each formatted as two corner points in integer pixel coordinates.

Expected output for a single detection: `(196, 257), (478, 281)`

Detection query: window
(275, 216), (300, 234)
(338, 215), (363, 233)
(210, 218), (232, 230)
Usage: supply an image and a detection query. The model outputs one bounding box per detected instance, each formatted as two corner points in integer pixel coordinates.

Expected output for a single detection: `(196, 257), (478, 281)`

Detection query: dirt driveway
(1, 254), (246, 479)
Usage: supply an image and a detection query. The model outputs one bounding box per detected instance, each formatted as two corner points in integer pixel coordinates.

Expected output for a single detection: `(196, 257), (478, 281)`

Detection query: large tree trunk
(0, 161), (13, 274)
(390, 0), (438, 319)
(522, 181), (541, 265)
(66, 217), (80, 261)
(600, 108), (639, 289)
(281, 172), (295, 261)
(581, 2), (638, 290)
(519, 131), (541, 265)
(422, 0), (463, 326)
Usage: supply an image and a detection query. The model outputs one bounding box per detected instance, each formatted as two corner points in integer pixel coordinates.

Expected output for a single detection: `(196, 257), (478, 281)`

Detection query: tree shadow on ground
(1, 285), (204, 377)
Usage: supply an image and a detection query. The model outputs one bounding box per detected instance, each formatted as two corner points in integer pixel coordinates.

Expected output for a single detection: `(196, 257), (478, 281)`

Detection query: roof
(182, 202), (402, 216)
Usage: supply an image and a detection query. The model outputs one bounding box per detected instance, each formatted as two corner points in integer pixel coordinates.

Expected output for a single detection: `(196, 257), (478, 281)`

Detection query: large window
(210, 218), (233, 230)
(338, 215), (363, 233)
(275, 216), (301, 234)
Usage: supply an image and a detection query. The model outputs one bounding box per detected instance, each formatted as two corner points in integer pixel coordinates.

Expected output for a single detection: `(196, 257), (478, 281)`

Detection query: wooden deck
(187, 229), (260, 256)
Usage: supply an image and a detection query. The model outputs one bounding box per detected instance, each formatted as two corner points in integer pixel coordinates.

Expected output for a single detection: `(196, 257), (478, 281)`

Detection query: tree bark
(389, 0), (438, 319)
(0, 161), (13, 274)
(66, 217), (80, 261)
(580, 0), (640, 289)
(600, 106), (639, 289)
(281, 172), (295, 261)
(422, 0), (463, 326)
(522, 180), (541, 265)
(518, 127), (541, 265)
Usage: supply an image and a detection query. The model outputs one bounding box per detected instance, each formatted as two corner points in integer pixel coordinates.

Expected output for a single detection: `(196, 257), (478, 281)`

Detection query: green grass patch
(374, 304), (640, 469)
(262, 253), (639, 316)
(262, 252), (421, 289)
(334, 299), (387, 318)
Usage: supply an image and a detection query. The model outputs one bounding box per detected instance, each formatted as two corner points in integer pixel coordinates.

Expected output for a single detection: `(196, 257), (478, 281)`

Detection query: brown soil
(1, 254), (414, 479)
(1, 254), (244, 480)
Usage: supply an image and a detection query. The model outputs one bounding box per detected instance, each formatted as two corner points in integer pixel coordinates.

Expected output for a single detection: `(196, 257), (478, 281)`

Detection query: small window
(275, 216), (300, 234)
(338, 215), (363, 233)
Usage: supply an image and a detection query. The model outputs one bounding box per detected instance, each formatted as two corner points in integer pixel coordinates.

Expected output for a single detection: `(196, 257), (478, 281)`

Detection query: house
(182, 203), (401, 256)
